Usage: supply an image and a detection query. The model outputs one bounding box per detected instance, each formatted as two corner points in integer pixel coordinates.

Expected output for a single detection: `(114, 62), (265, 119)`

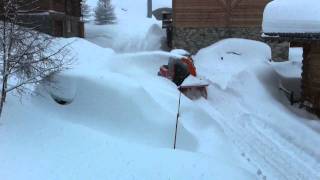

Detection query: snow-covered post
(147, 0), (153, 18)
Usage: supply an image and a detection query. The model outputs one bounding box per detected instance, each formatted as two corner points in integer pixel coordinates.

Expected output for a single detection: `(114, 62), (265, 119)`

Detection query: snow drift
(194, 38), (271, 89)
(0, 37), (255, 180)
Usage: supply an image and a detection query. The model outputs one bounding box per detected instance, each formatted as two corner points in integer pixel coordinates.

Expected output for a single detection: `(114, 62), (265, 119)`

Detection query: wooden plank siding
(0, 0), (80, 16)
(23, 0), (82, 17)
(0, 0), (83, 38)
(302, 43), (320, 114)
(173, 0), (270, 28)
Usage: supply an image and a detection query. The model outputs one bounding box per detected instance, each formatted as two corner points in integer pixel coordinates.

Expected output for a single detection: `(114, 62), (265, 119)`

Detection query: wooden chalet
(173, 0), (269, 28)
(264, 33), (320, 115)
(1, 0), (84, 38)
(167, 0), (288, 60)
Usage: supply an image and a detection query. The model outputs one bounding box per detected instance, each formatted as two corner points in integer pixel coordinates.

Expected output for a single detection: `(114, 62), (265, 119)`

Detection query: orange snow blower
(158, 56), (208, 100)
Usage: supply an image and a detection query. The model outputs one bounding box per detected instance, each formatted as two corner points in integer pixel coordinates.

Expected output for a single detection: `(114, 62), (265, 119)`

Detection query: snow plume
(113, 24), (165, 53)
(85, 19), (165, 53)
(85, 0), (167, 52)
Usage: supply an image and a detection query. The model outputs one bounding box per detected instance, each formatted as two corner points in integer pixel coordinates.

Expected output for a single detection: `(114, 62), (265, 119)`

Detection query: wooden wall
(29, 0), (81, 17)
(51, 0), (64, 12)
(173, 0), (271, 28)
(0, 0), (50, 13)
(302, 42), (320, 115)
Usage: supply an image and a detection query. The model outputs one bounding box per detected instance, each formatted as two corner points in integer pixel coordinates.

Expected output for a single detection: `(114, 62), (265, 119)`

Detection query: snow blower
(158, 56), (208, 100)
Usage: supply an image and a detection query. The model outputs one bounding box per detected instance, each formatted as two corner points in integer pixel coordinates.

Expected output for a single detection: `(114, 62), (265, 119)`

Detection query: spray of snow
(85, 0), (168, 52)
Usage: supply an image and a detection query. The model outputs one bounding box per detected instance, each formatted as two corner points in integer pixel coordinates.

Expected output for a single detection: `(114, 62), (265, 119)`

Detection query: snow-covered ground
(1, 0), (320, 180)
(0, 38), (254, 180)
(195, 39), (320, 179)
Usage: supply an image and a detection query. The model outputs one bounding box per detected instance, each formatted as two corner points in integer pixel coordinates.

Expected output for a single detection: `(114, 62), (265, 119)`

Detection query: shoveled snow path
(198, 97), (320, 180)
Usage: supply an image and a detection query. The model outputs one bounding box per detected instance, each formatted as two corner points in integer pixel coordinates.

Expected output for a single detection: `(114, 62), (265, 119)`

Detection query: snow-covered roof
(262, 0), (320, 34)
(152, 7), (172, 20)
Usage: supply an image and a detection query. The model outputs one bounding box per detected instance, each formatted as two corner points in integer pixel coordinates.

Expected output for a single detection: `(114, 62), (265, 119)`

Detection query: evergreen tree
(94, 0), (116, 25)
(81, 0), (91, 21)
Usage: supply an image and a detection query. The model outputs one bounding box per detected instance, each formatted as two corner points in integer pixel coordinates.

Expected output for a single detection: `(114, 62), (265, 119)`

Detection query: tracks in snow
(199, 100), (320, 180)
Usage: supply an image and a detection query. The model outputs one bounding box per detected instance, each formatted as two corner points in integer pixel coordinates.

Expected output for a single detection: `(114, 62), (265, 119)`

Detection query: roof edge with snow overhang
(262, 0), (320, 36)
(262, 32), (320, 42)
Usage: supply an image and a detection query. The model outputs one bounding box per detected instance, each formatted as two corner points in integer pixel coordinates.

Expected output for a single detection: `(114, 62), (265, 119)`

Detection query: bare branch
(0, 0), (74, 116)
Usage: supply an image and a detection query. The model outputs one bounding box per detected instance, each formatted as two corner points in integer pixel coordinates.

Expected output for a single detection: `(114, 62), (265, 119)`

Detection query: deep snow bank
(0, 95), (251, 180)
(262, 0), (320, 33)
(0, 37), (255, 180)
(45, 38), (237, 155)
(37, 38), (196, 148)
(194, 38), (271, 89)
(270, 48), (303, 79)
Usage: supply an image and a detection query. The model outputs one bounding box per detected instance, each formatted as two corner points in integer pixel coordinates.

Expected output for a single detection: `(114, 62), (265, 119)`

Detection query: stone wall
(268, 42), (290, 61)
(172, 27), (289, 61)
